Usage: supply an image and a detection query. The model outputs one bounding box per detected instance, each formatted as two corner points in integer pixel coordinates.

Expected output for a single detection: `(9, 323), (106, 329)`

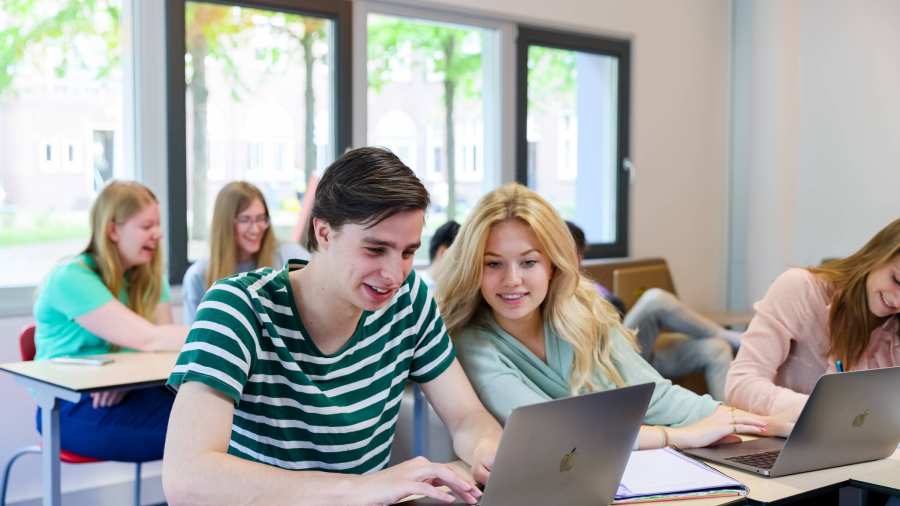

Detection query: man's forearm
(164, 451), (358, 506)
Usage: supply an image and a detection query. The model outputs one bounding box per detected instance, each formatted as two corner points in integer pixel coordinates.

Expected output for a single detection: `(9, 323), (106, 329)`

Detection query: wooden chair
(612, 263), (677, 311)
(585, 257), (753, 329)
(583, 258), (739, 396)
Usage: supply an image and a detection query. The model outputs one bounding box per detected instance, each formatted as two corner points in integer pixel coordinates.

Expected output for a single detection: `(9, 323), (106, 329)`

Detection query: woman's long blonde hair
(206, 181), (277, 288)
(808, 217), (900, 369)
(84, 180), (162, 321)
(435, 183), (633, 393)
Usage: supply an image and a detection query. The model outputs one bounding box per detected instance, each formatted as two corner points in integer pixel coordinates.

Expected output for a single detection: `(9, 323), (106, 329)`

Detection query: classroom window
(517, 28), (630, 257)
(364, 9), (503, 263)
(0, 0), (130, 289)
(167, 1), (351, 279)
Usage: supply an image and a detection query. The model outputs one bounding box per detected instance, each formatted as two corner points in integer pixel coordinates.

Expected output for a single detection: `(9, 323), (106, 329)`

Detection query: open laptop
(685, 366), (900, 477)
(473, 382), (654, 506)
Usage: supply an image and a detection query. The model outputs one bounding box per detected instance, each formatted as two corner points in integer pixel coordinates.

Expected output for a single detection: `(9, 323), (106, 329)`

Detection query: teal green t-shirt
(33, 253), (171, 360)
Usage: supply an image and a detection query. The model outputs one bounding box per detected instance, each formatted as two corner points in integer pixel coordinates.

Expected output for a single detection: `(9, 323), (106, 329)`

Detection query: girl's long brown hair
(84, 181), (162, 321)
(807, 218), (900, 369)
(206, 181), (277, 288)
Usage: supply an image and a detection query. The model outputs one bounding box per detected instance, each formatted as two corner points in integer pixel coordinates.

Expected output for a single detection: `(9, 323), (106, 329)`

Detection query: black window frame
(165, 0), (352, 283)
(515, 26), (631, 258)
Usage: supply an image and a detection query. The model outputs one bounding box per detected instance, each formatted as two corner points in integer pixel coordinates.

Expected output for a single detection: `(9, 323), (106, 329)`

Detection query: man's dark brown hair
(305, 147), (430, 252)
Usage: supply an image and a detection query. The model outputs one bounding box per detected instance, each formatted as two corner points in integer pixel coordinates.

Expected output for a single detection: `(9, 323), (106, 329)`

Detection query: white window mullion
(130, 0), (170, 265)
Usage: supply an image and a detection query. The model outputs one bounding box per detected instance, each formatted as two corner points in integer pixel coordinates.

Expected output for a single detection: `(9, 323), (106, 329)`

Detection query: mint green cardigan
(454, 313), (718, 426)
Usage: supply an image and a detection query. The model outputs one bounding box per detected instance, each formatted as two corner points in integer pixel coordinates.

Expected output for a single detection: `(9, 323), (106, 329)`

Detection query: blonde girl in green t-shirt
(32, 180), (188, 462)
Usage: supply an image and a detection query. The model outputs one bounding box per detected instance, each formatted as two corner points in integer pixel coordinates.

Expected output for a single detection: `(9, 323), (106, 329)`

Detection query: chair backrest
(582, 257), (669, 291)
(613, 264), (677, 311)
(19, 324), (36, 362)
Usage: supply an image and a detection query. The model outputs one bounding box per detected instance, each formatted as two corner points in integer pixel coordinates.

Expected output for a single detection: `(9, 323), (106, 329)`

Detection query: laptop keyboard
(725, 450), (781, 469)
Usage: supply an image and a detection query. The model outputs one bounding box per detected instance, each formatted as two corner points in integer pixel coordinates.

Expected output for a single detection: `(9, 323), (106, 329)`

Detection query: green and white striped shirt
(167, 260), (455, 474)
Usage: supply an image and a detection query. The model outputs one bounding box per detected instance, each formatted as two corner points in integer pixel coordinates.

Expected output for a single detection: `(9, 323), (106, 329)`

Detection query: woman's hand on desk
(91, 390), (127, 408)
(470, 436), (498, 485)
(668, 405), (769, 449)
(757, 412), (795, 438)
(358, 456), (483, 505)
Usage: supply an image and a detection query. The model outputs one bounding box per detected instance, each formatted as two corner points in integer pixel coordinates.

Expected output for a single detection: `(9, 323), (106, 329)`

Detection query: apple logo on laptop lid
(559, 447), (577, 472)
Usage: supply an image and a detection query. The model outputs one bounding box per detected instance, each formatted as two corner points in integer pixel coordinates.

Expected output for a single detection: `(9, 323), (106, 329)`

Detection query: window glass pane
(0, 0), (126, 287)
(185, 3), (336, 260)
(527, 45), (619, 244)
(367, 14), (498, 262)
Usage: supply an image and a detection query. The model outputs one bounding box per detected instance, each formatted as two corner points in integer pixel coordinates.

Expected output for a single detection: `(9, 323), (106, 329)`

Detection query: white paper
(616, 448), (743, 499)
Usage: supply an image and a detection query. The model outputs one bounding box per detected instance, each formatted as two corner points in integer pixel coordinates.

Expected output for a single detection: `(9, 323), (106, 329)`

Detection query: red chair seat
(3, 324), (143, 506)
(59, 450), (102, 464)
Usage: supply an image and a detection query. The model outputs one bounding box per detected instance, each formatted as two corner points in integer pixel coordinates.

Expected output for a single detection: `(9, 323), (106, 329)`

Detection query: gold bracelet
(657, 426), (669, 448)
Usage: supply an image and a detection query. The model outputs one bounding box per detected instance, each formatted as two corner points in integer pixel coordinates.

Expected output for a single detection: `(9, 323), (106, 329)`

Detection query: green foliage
(0, 217), (88, 246)
(0, 0), (121, 96)
(367, 15), (482, 101)
(527, 45), (577, 112)
(184, 4), (327, 103)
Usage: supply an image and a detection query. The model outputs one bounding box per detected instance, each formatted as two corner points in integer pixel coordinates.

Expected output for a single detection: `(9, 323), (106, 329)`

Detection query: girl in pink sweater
(726, 218), (900, 420)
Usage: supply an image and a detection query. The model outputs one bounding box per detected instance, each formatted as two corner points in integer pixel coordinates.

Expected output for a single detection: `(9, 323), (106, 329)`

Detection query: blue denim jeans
(36, 386), (174, 462)
(624, 288), (733, 400)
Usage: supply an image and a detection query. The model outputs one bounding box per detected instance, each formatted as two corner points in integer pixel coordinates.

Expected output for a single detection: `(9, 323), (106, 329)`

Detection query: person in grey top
(565, 220), (740, 400)
(181, 181), (308, 323)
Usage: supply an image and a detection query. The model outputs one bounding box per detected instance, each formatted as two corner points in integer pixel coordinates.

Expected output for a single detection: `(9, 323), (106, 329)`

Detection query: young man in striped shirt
(162, 147), (502, 505)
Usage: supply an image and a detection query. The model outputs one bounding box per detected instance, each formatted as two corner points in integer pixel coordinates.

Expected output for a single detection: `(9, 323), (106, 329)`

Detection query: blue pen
(835, 360), (844, 373)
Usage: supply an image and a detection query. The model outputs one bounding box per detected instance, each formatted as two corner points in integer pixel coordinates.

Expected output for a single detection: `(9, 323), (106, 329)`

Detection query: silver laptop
(685, 366), (900, 477)
(474, 382), (653, 506)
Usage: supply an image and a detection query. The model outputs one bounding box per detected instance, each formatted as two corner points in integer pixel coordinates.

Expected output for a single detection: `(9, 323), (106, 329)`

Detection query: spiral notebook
(614, 447), (747, 504)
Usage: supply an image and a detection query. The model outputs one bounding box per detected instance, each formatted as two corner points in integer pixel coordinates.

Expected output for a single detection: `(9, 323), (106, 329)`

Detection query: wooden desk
(400, 461), (743, 506)
(401, 449), (900, 505)
(707, 448), (900, 504)
(852, 448), (900, 490)
(0, 352), (178, 506)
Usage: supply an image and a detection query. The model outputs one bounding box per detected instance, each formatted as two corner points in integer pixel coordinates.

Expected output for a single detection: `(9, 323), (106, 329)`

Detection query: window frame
(352, 1), (516, 266)
(0, 0), (149, 315)
(0, 2), (636, 318)
(164, 0), (353, 284)
(515, 26), (631, 258)
(352, 0), (516, 172)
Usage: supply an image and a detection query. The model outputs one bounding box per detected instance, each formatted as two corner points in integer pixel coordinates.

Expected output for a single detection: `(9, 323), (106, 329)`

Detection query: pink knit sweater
(725, 268), (900, 420)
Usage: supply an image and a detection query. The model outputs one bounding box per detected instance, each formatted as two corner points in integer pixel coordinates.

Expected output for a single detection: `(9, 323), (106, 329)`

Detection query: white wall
(730, 0), (900, 309)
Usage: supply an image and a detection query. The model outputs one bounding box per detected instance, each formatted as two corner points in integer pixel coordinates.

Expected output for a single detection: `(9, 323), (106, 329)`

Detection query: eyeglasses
(234, 214), (270, 228)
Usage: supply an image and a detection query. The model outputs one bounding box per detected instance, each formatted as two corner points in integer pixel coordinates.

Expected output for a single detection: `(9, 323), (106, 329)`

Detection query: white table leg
(35, 393), (61, 506)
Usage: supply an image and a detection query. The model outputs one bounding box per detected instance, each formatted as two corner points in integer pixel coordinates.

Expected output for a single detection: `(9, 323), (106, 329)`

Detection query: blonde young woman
(32, 180), (188, 461)
(435, 183), (792, 450)
(726, 218), (900, 420)
(181, 181), (308, 323)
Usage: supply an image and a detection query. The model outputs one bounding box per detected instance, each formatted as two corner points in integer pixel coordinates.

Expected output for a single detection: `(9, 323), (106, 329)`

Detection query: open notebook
(615, 448), (747, 504)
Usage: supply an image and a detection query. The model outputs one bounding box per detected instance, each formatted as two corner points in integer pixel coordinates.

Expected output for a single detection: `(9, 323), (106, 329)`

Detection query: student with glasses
(180, 181), (309, 323)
